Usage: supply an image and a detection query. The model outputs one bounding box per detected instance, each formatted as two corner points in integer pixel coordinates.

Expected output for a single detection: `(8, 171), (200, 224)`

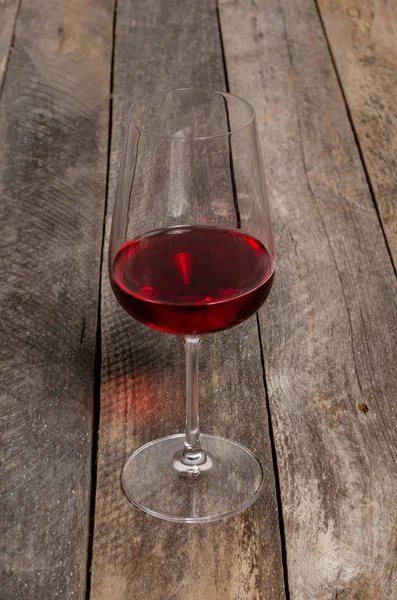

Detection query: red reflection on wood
(102, 371), (181, 426)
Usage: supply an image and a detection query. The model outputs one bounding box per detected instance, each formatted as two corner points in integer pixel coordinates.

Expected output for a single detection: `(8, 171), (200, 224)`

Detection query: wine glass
(108, 88), (275, 522)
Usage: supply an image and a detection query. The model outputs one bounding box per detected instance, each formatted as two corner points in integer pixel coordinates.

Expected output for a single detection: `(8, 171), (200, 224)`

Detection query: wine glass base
(121, 433), (263, 523)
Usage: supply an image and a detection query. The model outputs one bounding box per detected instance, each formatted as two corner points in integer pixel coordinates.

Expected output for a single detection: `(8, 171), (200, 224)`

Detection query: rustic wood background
(1, 0), (396, 599)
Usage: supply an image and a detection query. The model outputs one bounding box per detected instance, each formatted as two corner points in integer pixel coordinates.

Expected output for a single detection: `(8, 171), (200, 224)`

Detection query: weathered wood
(317, 0), (397, 268)
(0, 0), (20, 86)
(219, 0), (397, 597)
(90, 1), (286, 599)
(0, 0), (113, 598)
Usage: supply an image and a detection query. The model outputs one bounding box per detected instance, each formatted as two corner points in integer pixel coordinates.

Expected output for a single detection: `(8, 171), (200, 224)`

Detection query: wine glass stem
(182, 336), (206, 464)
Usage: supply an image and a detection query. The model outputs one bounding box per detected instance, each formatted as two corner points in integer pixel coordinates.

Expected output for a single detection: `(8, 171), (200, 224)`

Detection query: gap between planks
(0, 0), (23, 99)
(256, 314), (291, 600)
(85, 0), (119, 597)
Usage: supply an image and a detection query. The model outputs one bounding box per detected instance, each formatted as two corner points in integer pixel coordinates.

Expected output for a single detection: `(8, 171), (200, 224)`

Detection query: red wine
(110, 225), (274, 335)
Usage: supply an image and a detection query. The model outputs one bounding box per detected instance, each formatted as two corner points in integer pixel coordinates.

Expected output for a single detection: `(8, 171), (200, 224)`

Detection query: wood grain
(0, 0), (20, 87)
(218, 0), (397, 598)
(0, 0), (113, 598)
(317, 0), (397, 268)
(90, 1), (286, 599)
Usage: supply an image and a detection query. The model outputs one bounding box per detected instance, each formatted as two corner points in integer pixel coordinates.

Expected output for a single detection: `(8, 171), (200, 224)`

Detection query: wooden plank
(0, 0), (20, 87)
(317, 0), (397, 267)
(219, 0), (397, 597)
(0, 0), (113, 598)
(90, 1), (286, 599)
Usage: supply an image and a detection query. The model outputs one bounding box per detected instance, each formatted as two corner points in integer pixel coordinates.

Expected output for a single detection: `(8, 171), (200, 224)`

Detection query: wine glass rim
(127, 87), (256, 140)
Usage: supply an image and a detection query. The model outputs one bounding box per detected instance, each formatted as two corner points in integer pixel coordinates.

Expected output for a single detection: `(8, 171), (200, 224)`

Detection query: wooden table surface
(1, 0), (396, 599)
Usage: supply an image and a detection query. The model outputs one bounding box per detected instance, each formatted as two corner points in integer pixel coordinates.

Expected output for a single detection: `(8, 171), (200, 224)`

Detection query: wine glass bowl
(108, 88), (275, 522)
